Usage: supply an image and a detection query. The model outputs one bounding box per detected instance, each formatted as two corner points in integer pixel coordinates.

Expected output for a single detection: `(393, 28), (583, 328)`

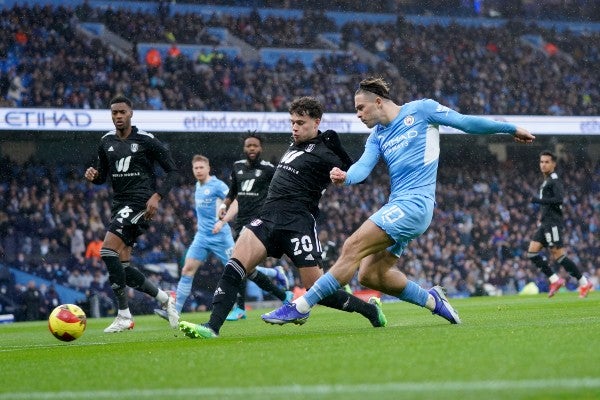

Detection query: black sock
(248, 269), (286, 301)
(237, 279), (247, 310)
(318, 290), (382, 327)
(558, 255), (582, 280)
(208, 258), (246, 334)
(123, 262), (159, 297)
(101, 248), (128, 310)
(527, 252), (554, 277)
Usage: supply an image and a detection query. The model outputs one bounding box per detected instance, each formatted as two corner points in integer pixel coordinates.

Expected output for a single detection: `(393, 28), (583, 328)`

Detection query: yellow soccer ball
(48, 304), (87, 342)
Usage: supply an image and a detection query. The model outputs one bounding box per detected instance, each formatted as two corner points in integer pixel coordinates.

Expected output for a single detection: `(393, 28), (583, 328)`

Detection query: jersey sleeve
(92, 140), (109, 184)
(345, 132), (380, 185)
(217, 180), (230, 199)
(148, 136), (179, 199)
(226, 168), (238, 202)
(423, 99), (517, 135)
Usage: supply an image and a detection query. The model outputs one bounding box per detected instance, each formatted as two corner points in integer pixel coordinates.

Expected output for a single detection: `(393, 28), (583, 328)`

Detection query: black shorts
(245, 217), (323, 268)
(108, 201), (149, 247)
(532, 222), (564, 248)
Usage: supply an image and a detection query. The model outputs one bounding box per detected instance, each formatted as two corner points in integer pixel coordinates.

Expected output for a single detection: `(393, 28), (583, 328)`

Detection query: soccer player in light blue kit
(164, 155), (234, 328)
(263, 77), (535, 325)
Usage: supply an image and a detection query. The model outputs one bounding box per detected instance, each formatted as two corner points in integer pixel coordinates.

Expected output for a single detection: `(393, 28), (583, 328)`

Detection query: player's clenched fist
(330, 167), (347, 186)
(85, 167), (98, 182)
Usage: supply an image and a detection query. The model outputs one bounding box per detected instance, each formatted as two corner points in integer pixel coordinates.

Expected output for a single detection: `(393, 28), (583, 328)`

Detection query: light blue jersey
(194, 176), (231, 235)
(346, 99), (516, 256)
(186, 176), (233, 264)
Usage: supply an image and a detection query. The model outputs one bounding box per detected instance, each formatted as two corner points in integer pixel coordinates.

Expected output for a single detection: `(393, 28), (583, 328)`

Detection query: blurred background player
(155, 154), (288, 327)
(154, 155), (231, 327)
(84, 95), (178, 333)
(217, 132), (291, 321)
(526, 150), (593, 298)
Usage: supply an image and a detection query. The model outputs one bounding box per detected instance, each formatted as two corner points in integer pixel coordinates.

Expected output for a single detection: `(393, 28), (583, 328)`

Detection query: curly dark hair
(289, 96), (324, 120)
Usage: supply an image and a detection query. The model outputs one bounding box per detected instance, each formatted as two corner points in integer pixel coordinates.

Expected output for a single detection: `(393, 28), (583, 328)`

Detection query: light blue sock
(256, 266), (276, 278)
(304, 273), (341, 307)
(397, 280), (429, 307)
(175, 275), (193, 313)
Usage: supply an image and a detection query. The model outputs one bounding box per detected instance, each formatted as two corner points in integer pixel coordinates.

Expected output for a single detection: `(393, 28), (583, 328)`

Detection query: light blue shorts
(185, 231), (234, 265)
(369, 195), (434, 257)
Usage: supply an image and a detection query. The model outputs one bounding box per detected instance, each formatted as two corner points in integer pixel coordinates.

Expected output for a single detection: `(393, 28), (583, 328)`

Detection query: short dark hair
(243, 130), (263, 145)
(540, 150), (556, 161)
(356, 77), (391, 100)
(110, 95), (133, 108)
(289, 96), (323, 120)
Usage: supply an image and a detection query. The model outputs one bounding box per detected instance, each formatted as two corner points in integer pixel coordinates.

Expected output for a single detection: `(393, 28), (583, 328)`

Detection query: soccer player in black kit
(179, 96), (387, 338)
(526, 150), (593, 298)
(84, 95), (179, 332)
(215, 132), (291, 321)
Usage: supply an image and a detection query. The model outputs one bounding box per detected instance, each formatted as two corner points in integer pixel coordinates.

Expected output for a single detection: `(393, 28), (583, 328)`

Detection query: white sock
(549, 274), (559, 284)
(118, 308), (132, 319)
(425, 294), (436, 311)
(294, 296), (311, 313)
(156, 289), (168, 304)
(579, 276), (589, 287)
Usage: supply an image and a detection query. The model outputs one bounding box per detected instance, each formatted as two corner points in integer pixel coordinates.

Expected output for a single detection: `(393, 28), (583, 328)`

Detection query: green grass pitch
(1, 292), (599, 400)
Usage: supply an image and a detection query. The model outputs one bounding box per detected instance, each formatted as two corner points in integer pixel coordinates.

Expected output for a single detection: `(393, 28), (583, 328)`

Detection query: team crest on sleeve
(404, 115), (415, 126)
(130, 143), (139, 152)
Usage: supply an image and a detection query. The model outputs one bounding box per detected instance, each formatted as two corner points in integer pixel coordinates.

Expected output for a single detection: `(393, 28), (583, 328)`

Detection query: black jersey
(93, 126), (178, 204)
(532, 171), (564, 225)
(259, 130), (352, 229)
(227, 158), (275, 231)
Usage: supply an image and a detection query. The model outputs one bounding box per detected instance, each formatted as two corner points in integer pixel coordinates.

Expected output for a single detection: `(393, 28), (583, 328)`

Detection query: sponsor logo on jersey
(436, 104), (451, 113)
(305, 144), (315, 153)
(131, 143), (139, 153)
(404, 115), (415, 126)
(115, 156), (132, 172)
(241, 179), (256, 192)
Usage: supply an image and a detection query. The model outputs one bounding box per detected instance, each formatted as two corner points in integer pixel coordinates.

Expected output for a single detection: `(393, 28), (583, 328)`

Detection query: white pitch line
(0, 378), (599, 399)
(0, 342), (108, 352)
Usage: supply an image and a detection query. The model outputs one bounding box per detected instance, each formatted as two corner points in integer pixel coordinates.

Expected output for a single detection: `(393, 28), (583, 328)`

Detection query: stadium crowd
(1, 3), (599, 114)
(1, 149), (598, 321)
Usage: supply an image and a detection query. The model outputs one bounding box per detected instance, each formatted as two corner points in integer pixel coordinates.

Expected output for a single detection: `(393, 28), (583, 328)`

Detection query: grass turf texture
(1, 292), (598, 400)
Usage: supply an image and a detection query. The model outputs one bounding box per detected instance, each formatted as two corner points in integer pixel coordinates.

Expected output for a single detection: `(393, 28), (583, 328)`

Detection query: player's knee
(357, 270), (372, 287)
(181, 263), (199, 276)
